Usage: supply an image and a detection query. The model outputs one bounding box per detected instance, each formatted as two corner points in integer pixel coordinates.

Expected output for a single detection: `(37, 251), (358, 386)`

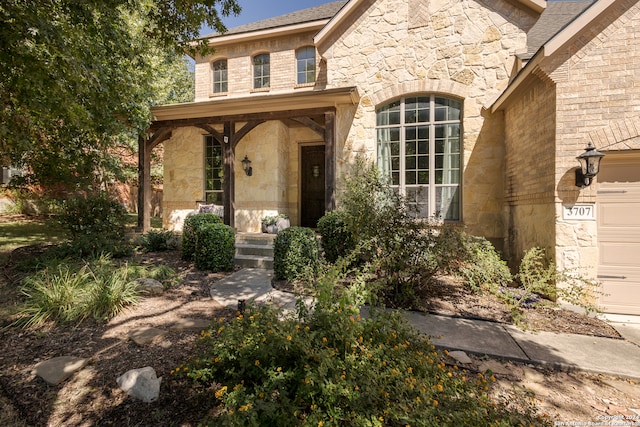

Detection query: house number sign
(562, 204), (596, 220)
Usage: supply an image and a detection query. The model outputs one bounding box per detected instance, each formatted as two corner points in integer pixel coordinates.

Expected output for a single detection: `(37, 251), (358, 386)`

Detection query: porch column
(137, 134), (152, 232)
(324, 110), (336, 211)
(223, 121), (236, 228)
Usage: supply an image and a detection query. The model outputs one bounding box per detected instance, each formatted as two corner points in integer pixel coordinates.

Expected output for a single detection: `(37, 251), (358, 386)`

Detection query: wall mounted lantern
(312, 164), (320, 178)
(575, 143), (605, 188)
(241, 155), (253, 176)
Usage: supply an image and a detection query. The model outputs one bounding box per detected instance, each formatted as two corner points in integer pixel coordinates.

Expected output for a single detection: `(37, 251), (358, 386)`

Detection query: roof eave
(490, 0), (616, 113)
(191, 20), (330, 49)
(151, 87), (361, 122)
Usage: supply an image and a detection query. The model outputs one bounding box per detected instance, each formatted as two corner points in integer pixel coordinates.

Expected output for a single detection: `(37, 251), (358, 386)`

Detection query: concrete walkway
(210, 269), (640, 380)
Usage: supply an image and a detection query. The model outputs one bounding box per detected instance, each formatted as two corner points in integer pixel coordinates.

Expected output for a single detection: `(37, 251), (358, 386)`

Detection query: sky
(200, 0), (336, 36)
(200, 0), (590, 36)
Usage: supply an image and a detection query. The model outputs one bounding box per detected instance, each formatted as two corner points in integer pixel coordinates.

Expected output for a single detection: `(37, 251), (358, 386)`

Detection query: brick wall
(194, 31), (320, 101)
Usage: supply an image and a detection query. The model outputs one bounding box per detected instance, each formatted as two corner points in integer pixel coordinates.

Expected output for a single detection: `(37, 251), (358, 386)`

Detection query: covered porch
(138, 87), (359, 232)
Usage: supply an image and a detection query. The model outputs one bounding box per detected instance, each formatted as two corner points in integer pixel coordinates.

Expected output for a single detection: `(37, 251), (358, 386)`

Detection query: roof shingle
(200, 1), (348, 39)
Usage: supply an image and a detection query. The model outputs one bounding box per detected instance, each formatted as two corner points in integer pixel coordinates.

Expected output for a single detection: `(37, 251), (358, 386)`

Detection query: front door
(300, 145), (325, 228)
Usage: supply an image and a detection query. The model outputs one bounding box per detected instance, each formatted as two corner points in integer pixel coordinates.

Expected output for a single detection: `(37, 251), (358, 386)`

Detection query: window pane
(212, 60), (228, 93)
(434, 97), (461, 121)
(376, 101), (401, 126)
(253, 54), (270, 89)
(405, 171), (416, 185)
(436, 186), (460, 220)
(405, 96), (429, 123)
(297, 47), (316, 84)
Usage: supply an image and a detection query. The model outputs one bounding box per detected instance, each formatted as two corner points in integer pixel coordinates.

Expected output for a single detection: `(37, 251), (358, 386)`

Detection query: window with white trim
(253, 53), (270, 89)
(296, 46), (316, 85)
(212, 59), (227, 94)
(376, 95), (462, 220)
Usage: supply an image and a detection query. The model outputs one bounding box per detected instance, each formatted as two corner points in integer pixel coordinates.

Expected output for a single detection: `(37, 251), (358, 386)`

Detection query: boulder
(116, 367), (161, 403)
(135, 278), (164, 296)
(35, 356), (88, 385)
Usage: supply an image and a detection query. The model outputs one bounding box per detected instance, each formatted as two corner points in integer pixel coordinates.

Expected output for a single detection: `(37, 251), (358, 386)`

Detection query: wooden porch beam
(223, 121), (235, 228)
(232, 120), (265, 149)
(150, 107), (334, 131)
(290, 117), (325, 138)
(195, 124), (224, 144)
(324, 110), (336, 212)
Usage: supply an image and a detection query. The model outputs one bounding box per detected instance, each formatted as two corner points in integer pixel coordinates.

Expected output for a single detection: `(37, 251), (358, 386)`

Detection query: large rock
(135, 278), (164, 296)
(116, 367), (161, 403)
(128, 327), (168, 346)
(35, 356), (88, 385)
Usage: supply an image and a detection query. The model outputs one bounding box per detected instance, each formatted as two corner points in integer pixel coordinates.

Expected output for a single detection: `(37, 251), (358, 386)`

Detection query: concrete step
(234, 233), (275, 269)
(235, 254), (274, 269)
(235, 243), (274, 257)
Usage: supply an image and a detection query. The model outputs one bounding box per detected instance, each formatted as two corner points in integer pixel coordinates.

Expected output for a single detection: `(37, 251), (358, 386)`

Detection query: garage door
(597, 152), (640, 315)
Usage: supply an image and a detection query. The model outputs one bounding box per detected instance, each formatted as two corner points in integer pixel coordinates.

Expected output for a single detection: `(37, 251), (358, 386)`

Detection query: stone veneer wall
(535, 1), (640, 275)
(162, 126), (207, 231)
(194, 31), (319, 100)
(502, 77), (557, 264)
(318, 0), (537, 243)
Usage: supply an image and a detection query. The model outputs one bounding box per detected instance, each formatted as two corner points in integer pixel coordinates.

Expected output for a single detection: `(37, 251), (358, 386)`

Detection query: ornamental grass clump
(176, 265), (548, 427)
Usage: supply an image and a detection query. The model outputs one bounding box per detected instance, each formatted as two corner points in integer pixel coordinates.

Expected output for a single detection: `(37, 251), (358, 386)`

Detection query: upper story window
(212, 59), (228, 94)
(296, 46), (316, 85)
(376, 95), (462, 220)
(253, 53), (270, 89)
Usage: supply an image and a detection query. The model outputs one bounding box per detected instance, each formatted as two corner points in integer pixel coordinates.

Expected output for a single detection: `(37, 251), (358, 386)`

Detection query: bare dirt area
(0, 246), (638, 426)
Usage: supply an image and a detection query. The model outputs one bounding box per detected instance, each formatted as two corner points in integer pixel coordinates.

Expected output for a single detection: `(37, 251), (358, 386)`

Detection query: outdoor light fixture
(575, 143), (605, 188)
(312, 164), (320, 178)
(241, 155), (253, 176)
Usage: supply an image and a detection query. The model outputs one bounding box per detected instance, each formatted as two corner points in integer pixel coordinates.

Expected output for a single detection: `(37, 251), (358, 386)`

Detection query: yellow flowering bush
(176, 265), (549, 426)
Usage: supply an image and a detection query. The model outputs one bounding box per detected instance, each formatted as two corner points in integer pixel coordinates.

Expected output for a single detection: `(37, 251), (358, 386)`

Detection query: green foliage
(273, 227), (320, 282)
(176, 267), (548, 427)
(140, 229), (178, 252)
(58, 193), (127, 239)
(334, 157), (439, 308)
(17, 256), (145, 327)
(182, 213), (223, 261)
(457, 235), (512, 292)
(194, 223), (235, 272)
(1, 0), (238, 192)
(317, 211), (355, 263)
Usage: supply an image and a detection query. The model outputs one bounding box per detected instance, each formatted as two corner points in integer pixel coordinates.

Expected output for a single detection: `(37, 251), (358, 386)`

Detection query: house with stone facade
(140, 0), (640, 315)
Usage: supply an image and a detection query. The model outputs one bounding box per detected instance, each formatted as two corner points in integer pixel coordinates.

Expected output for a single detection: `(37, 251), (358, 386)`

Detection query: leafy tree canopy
(0, 0), (240, 192)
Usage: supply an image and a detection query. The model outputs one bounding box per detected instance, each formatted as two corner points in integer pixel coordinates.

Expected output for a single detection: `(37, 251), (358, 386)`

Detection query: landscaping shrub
(317, 211), (355, 263)
(194, 223), (235, 272)
(457, 235), (512, 293)
(336, 157), (439, 307)
(176, 266), (548, 427)
(140, 229), (178, 252)
(17, 256), (149, 327)
(273, 227), (319, 281)
(58, 192), (127, 239)
(55, 192), (131, 258)
(182, 213), (223, 261)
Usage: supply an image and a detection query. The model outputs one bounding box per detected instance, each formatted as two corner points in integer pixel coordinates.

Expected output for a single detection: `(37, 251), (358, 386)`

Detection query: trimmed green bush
(194, 223), (235, 272)
(58, 192), (127, 239)
(317, 211), (355, 263)
(273, 227), (319, 281)
(182, 213), (223, 260)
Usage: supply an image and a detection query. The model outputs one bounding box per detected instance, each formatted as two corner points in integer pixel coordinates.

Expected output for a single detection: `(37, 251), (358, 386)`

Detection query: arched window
(253, 53), (270, 89)
(212, 59), (227, 93)
(376, 95), (462, 220)
(296, 46), (316, 85)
